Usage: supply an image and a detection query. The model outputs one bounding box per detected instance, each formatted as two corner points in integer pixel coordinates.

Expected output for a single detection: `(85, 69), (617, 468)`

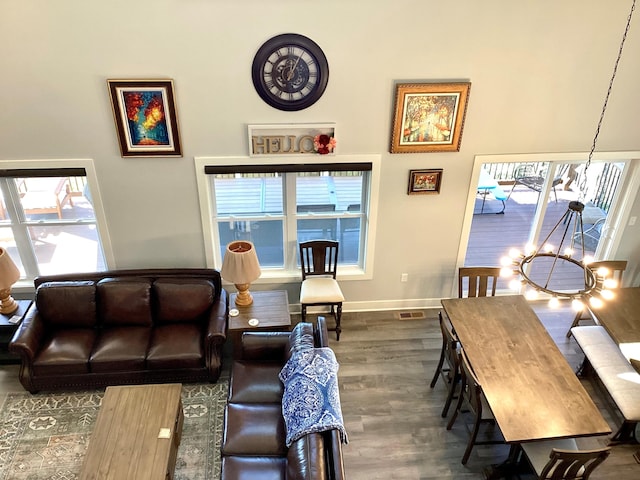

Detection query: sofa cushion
(228, 361), (284, 403)
(32, 329), (96, 375)
(89, 327), (151, 373)
(220, 456), (286, 480)
(146, 323), (203, 369)
(153, 278), (215, 324)
(36, 281), (97, 328)
(222, 402), (286, 456)
(97, 278), (153, 327)
(287, 433), (327, 480)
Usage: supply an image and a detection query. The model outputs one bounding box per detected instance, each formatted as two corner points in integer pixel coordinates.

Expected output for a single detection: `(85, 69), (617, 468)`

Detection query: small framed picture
(390, 82), (471, 153)
(107, 79), (182, 157)
(408, 169), (443, 195)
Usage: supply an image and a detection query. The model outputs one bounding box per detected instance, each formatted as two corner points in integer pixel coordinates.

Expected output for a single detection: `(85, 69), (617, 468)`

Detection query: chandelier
(501, 0), (636, 309)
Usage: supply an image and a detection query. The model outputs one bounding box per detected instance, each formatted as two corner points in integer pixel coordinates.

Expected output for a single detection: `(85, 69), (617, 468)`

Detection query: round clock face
(252, 33), (329, 111)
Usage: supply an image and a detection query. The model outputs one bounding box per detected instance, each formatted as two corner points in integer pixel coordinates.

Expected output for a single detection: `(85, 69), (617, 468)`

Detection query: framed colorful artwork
(408, 169), (443, 195)
(390, 82), (471, 153)
(107, 79), (182, 157)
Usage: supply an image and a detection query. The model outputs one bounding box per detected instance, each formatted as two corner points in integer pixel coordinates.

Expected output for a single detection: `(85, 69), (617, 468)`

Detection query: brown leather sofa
(221, 317), (346, 480)
(9, 269), (228, 393)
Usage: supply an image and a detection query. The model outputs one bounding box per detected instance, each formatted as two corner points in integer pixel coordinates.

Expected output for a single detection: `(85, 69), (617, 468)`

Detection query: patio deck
(466, 183), (606, 295)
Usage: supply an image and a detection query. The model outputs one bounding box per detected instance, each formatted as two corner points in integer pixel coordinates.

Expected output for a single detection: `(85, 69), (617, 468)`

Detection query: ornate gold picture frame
(390, 82), (471, 153)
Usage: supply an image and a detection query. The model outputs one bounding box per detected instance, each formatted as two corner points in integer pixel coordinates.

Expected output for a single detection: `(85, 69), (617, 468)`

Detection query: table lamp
(0, 247), (21, 314)
(221, 241), (261, 306)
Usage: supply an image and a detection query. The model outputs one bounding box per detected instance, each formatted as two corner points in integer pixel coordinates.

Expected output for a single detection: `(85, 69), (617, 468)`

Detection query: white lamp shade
(220, 241), (261, 284)
(0, 247), (20, 289)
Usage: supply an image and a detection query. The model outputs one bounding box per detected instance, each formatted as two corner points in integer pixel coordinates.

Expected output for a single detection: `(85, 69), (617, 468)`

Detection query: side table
(228, 290), (291, 355)
(0, 299), (32, 364)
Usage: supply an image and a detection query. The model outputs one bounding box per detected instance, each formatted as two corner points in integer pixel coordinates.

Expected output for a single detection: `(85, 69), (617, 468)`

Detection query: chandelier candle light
(501, 0), (635, 311)
(221, 241), (261, 307)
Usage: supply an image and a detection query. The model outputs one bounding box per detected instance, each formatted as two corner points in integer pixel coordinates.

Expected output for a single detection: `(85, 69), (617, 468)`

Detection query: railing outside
(483, 162), (622, 213)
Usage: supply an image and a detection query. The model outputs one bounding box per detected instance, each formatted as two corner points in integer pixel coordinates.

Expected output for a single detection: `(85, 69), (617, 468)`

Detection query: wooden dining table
(589, 286), (640, 361)
(441, 295), (611, 445)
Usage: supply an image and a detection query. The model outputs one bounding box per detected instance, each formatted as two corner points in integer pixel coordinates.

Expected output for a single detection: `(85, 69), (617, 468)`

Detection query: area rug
(0, 383), (228, 480)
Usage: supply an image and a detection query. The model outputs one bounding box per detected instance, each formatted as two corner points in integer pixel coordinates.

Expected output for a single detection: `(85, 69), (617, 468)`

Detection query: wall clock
(252, 33), (329, 111)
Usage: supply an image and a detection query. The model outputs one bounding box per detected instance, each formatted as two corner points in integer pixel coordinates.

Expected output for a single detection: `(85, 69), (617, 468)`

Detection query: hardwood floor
(1, 302), (637, 479)
(315, 303), (639, 480)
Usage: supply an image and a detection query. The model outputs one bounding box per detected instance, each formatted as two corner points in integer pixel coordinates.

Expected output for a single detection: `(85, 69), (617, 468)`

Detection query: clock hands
(286, 54), (303, 81)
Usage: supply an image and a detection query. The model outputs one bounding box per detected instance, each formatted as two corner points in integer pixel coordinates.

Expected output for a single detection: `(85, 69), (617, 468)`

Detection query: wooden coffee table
(80, 383), (184, 480)
(228, 290), (291, 354)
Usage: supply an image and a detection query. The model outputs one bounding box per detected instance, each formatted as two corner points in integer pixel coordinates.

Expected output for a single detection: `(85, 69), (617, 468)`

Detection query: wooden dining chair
(458, 267), (501, 298)
(299, 240), (345, 340)
(566, 260), (627, 338)
(520, 442), (611, 480)
(429, 311), (460, 417)
(446, 349), (503, 464)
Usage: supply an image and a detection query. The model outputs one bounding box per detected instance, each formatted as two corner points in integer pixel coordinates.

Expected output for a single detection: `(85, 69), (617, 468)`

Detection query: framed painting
(107, 79), (182, 157)
(390, 82), (471, 153)
(408, 169), (443, 195)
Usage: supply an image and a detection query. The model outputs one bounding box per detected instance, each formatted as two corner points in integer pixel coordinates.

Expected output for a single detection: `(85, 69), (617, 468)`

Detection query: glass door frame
(454, 151), (640, 298)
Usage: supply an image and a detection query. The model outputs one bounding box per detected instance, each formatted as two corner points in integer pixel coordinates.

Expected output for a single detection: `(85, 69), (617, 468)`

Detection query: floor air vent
(396, 311), (426, 320)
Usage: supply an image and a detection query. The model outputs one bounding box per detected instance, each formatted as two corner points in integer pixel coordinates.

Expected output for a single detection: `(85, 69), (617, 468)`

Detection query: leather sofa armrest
(287, 433), (326, 480)
(204, 289), (228, 379)
(315, 316), (330, 347)
(326, 429), (346, 480)
(206, 288), (228, 345)
(238, 332), (291, 362)
(9, 304), (45, 362)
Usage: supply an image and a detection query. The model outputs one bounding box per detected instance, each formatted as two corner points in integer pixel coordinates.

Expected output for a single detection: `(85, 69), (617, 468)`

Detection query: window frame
(456, 151), (640, 297)
(195, 155), (381, 282)
(0, 158), (114, 292)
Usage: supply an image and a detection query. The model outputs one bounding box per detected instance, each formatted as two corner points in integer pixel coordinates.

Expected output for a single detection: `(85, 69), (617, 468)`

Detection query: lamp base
(234, 283), (254, 306)
(0, 288), (19, 315)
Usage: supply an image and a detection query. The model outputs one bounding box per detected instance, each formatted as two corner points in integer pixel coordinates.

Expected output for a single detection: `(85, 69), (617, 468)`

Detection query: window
(459, 153), (638, 297)
(196, 155), (380, 279)
(0, 161), (112, 281)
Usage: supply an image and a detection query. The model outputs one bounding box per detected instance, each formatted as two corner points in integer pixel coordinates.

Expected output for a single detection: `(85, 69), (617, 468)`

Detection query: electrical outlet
(629, 216), (637, 226)
(401, 273), (408, 282)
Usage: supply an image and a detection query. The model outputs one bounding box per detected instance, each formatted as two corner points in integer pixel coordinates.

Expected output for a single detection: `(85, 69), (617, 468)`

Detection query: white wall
(1, 0), (639, 307)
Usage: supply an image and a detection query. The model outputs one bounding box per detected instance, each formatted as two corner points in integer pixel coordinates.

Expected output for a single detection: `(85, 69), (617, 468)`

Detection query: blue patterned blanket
(279, 347), (348, 447)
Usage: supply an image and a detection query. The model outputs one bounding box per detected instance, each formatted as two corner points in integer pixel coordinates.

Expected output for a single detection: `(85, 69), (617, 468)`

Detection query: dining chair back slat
(537, 447), (611, 480)
(429, 312), (460, 417)
(458, 267), (501, 298)
(446, 348), (503, 464)
(566, 260), (627, 338)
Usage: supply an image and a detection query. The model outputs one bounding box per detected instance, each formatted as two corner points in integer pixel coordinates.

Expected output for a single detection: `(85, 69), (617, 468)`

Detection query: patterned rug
(0, 383), (228, 480)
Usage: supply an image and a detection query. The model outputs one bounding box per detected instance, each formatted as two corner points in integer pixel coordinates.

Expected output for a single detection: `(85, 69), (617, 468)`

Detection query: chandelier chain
(585, 0), (636, 175)
(509, 2), (636, 305)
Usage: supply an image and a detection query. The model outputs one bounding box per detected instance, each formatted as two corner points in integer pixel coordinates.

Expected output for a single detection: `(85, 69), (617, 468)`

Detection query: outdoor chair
(566, 260), (627, 338)
(458, 267), (501, 298)
(17, 177), (73, 219)
(520, 442), (611, 480)
(429, 311), (461, 417)
(446, 349), (503, 464)
(506, 163), (564, 203)
(299, 240), (345, 340)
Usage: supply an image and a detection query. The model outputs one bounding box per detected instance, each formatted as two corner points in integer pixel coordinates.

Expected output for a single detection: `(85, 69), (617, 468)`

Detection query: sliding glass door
(464, 159), (626, 294)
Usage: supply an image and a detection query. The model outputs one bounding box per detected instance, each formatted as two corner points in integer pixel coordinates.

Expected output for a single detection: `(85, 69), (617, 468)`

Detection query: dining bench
(571, 325), (640, 444)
